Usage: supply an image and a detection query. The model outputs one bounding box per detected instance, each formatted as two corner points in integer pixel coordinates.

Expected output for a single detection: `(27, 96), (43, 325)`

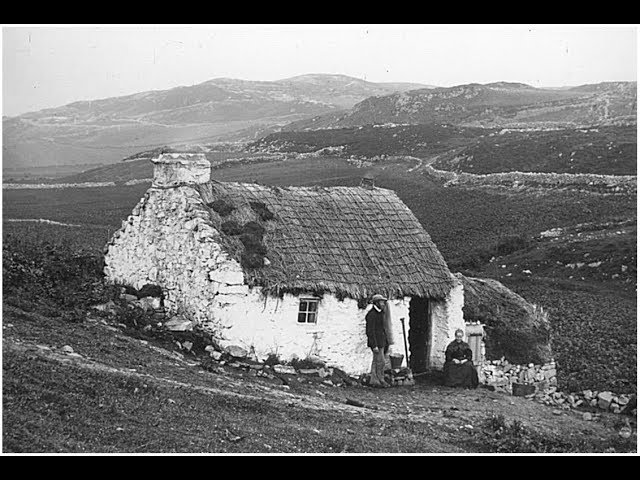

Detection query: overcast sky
(2, 24), (637, 117)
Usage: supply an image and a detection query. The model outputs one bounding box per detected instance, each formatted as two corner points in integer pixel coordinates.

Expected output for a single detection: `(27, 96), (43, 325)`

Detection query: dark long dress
(443, 340), (479, 388)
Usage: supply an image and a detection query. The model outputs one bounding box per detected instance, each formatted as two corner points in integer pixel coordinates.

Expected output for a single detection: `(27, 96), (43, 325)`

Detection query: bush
(3, 236), (114, 311)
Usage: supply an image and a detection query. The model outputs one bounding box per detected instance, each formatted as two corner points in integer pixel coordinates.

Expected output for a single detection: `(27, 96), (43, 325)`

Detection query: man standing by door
(366, 294), (390, 388)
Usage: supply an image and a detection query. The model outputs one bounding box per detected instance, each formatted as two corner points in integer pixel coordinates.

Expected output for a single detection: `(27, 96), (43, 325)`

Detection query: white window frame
(297, 297), (319, 324)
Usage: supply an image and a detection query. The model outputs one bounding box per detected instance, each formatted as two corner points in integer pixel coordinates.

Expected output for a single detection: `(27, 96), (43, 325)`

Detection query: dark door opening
(408, 297), (431, 373)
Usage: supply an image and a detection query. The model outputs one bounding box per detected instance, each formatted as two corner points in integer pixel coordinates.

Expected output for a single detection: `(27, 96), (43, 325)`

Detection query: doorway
(408, 297), (431, 373)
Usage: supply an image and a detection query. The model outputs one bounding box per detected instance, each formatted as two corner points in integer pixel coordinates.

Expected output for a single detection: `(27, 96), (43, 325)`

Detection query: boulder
(164, 316), (194, 332)
(137, 296), (161, 311)
(273, 365), (297, 375)
(597, 391), (614, 410)
(582, 412), (593, 421)
(224, 345), (248, 359)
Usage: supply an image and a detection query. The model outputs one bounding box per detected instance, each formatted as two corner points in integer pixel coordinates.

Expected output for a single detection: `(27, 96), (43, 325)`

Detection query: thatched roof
(195, 181), (456, 300)
(455, 273), (552, 364)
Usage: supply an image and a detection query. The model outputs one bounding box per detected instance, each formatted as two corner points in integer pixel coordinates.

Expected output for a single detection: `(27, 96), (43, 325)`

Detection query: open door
(408, 297), (431, 373)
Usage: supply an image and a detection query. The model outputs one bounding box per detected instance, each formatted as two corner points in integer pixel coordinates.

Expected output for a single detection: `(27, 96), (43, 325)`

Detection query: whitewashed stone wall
(211, 292), (413, 374)
(429, 280), (465, 369)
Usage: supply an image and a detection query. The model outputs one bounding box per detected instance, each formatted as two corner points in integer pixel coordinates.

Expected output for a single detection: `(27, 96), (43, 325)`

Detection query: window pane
(298, 312), (307, 323)
(308, 301), (318, 312)
(307, 312), (317, 324)
(299, 301), (308, 312)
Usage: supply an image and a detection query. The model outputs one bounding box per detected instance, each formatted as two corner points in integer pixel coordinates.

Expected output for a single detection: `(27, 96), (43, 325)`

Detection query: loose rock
(164, 316), (193, 332)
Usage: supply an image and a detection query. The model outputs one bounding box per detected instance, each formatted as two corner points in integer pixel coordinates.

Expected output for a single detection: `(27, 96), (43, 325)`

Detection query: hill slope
(2, 74), (427, 170)
(283, 82), (637, 131)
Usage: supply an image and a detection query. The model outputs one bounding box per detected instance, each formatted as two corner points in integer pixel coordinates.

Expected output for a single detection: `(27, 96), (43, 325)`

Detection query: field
(250, 123), (636, 176)
(249, 123), (490, 159)
(2, 228), (635, 452)
(3, 156), (636, 397)
(431, 125), (637, 176)
(5, 300), (634, 453)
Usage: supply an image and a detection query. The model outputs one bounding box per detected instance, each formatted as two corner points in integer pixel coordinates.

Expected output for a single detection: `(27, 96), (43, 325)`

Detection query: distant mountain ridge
(281, 81), (637, 131)
(2, 74), (428, 169)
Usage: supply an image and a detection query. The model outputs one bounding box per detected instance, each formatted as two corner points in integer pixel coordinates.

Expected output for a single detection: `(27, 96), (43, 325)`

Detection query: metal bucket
(390, 353), (404, 369)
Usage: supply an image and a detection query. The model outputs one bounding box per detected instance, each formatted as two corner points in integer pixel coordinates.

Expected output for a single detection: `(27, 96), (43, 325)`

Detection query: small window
(298, 298), (319, 324)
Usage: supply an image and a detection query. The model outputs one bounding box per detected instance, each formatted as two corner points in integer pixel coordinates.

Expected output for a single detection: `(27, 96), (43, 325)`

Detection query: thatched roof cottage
(104, 154), (465, 374)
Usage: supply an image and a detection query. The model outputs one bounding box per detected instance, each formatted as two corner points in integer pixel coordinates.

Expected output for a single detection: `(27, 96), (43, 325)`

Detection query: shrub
(2, 236), (118, 316)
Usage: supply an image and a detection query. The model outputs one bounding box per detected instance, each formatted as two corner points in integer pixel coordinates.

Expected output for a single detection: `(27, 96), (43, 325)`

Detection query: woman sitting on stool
(443, 328), (479, 389)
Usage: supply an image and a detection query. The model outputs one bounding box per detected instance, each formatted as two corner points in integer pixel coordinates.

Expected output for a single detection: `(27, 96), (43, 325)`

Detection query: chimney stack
(151, 153), (211, 188)
(360, 172), (375, 189)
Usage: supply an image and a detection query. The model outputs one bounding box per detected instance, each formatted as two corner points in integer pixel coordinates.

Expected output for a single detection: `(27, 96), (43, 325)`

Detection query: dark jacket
(445, 340), (473, 363)
(365, 307), (389, 349)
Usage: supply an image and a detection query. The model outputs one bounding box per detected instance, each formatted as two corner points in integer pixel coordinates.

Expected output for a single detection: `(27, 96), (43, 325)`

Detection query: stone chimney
(360, 172), (375, 189)
(151, 153), (211, 188)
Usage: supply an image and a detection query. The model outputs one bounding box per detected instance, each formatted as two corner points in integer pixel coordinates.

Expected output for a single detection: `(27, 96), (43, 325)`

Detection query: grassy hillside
(2, 227), (635, 452)
(3, 75), (425, 170)
(454, 218), (636, 394)
(284, 82), (636, 131)
(3, 156), (636, 396)
(6, 157), (636, 264)
(249, 123), (636, 176)
(431, 125), (637, 175)
(249, 123), (491, 159)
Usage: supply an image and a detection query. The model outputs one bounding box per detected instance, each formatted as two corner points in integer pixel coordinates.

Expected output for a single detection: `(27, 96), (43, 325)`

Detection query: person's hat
(371, 294), (387, 302)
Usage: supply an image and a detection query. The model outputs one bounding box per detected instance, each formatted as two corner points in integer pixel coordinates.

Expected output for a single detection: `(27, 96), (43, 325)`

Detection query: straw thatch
(195, 181), (456, 300)
(455, 273), (553, 364)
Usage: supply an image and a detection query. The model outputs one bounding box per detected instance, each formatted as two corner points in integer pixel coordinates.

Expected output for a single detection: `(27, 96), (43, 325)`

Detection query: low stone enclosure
(422, 163), (637, 195)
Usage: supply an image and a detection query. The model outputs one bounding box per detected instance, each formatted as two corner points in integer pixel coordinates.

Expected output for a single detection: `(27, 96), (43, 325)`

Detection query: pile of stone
(533, 389), (637, 415)
(480, 359), (557, 394)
